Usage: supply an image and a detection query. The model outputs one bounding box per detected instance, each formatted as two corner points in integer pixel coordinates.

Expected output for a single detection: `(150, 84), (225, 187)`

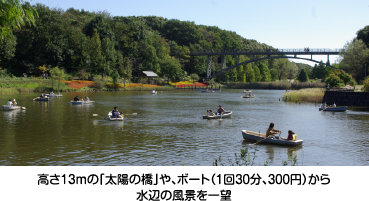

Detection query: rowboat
(202, 111), (232, 119)
(2, 105), (21, 110)
(33, 97), (49, 101)
(319, 106), (347, 112)
(243, 95), (255, 98)
(82, 100), (95, 104)
(46, 94), (62, 97)
(108, 112), (124, 121)
(243, 90), (252, 93)
(201, 90), (214, 93)
(70, 100), (95, 105)
(242, 130), (303, 146)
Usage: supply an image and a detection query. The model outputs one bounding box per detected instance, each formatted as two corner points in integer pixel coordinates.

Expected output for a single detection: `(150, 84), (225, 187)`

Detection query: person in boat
(249, 93), (251, 97)
(287, 130), (295, 140)
(58, 92), (61, 95)
(266, 122), (281, 138)
(7, 99), (12, 106)
(50, 91), (54, 95)
(85, 96), (90, 101)
(111, 107), (122, 118)
(321, 101), (327, 109)
(74, 96), (80, 101)
(332, 102), (336, 107)
(216, 105), (226, 115)
(40, 93), (44, 98)
(12, 99), (17, 106)
(209, 110), (215, 116)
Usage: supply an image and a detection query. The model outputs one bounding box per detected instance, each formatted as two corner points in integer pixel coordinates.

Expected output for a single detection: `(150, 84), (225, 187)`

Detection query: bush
(93, 81), (105, 89)
(364, 77), (369, 92)
(325, 74), (341, 87)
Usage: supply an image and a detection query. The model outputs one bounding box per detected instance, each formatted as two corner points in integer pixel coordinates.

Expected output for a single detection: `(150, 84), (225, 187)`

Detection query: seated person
(7, 99), (12, 106)
(12, 99), (17, 106)
(85, 96), (90, 101)
(58, 92), (61, 95)
(74, 96), (80, 101)
(321, 101), (327, 109)
(40, 93), (44, 98)
(266, 122), (281, 138)
(50, 91), (54, 95)
(209, 110), (215, 116)
(332, 102), (336, 107)
(111, 107), (121, 118)
(217, 105), (225, 115)
(287, 130), (295, 140)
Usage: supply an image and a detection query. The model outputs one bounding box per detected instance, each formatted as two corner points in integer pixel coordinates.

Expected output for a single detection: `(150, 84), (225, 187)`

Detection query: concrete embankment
(322, 91), (369, 106)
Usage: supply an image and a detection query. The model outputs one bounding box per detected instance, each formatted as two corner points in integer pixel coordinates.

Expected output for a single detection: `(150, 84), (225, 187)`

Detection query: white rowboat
(2, 105), (21, 110)
(108, 112), (124, 121)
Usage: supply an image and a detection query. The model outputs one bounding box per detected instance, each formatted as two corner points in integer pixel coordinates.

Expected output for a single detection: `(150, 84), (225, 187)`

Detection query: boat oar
(251, 136), (272, 146)
(125, 113), (137, 116)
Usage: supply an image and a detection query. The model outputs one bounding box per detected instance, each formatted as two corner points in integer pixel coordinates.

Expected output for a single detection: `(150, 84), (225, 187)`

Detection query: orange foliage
(62, 80), (95, 89)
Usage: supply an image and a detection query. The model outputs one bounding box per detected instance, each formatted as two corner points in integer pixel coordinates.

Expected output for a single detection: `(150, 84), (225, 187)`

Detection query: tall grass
(282, 88), (325, 103)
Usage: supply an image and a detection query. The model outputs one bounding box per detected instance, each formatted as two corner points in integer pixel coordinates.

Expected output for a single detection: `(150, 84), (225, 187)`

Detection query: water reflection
(2, 109), (24, 123)
(206, 119), (232, 128)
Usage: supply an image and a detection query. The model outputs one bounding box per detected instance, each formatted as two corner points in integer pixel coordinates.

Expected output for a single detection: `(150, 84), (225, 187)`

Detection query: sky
(31, 0), (369, 66)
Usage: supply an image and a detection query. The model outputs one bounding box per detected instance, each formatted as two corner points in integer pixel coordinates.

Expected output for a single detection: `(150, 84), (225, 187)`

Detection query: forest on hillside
(2, 2), (368, 86)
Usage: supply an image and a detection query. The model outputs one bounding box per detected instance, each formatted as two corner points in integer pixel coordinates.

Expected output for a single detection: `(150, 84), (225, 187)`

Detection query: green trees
(2, 4), (324, 84)
(82, 29), (102, 79)
(101, 38), (117, 80)
(297, 69), (309, 82)
(356, 26), (369, 48)
(311, 62), (328, 79)
(274, 59), (289, 80)
(339, 39), (369, 81)
(50, 67), (65, 91)
(0, 0), (38, 38)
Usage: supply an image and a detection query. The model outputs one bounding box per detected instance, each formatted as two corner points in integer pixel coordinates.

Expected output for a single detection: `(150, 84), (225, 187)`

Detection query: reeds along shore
(224, 82), (326, 90)
(282, 88), (325, 103)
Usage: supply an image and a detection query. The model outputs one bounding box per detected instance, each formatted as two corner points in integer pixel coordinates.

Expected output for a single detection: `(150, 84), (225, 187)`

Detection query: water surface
(1, 90), (368, 166)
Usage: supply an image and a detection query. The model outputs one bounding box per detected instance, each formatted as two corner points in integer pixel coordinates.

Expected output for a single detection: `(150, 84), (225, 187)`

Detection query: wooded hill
(0, 3), (317, 82)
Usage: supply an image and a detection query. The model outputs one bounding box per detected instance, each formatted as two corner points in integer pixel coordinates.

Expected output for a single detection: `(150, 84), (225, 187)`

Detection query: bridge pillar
(207, 56), (212, 78)
(327, 54), (330, 64)
(221, 55), (226, 69)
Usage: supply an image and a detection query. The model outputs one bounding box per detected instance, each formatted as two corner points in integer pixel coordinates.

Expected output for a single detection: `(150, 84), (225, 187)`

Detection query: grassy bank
(0, 77), (176, 94)
(224, 82), (326, 90)
(282, 88), (325, 103)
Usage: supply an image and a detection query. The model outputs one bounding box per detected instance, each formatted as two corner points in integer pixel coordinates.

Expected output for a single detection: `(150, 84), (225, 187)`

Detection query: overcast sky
(32, 0), (369, 66)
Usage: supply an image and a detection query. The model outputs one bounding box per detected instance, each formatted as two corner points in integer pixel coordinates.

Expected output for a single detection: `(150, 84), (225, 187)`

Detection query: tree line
(1, 2), (365, 86)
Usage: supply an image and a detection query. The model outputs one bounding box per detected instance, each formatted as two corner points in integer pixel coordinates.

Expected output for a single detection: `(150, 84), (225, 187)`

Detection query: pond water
(1, 89), (368, 166)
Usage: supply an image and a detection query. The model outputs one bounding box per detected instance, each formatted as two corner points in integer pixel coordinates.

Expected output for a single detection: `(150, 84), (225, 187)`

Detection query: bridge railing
(170, 48), (342, 55)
